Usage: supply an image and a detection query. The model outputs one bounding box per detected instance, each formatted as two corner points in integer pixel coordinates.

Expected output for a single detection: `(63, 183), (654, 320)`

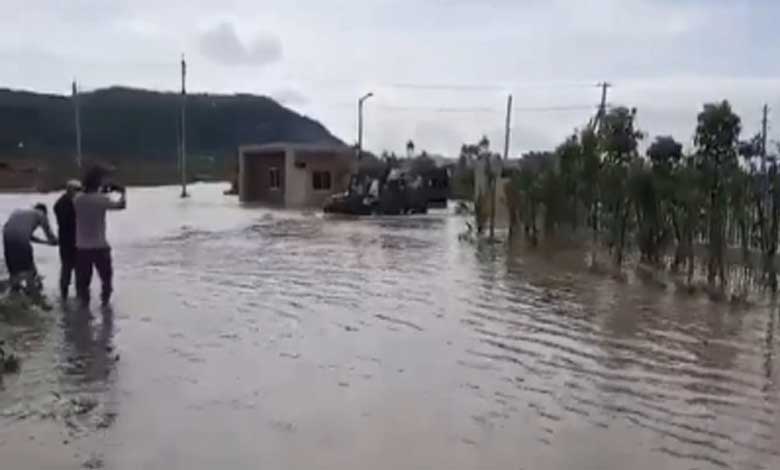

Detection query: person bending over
(2, 203), (58, 293)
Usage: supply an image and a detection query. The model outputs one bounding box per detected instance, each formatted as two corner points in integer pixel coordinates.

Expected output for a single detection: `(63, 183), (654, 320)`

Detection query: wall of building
(285, 150), (354, 207)
(239, 150), (286, 204)
(284, 148), (306, 206)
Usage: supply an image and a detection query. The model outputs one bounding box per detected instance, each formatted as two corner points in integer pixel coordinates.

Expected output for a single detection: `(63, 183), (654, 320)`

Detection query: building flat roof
(240, 141), (352, 155)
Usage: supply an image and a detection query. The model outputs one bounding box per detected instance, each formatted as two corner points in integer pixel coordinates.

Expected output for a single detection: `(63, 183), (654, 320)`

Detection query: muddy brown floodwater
(0, 183), (778, 469)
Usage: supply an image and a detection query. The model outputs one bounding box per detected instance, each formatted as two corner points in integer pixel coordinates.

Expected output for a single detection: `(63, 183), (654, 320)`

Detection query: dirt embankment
(0, 160), (45, 192)
(0, 157), (228, 192)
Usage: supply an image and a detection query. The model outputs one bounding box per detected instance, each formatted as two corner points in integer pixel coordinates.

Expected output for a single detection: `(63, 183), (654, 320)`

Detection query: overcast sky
(2, 0), (779, 157)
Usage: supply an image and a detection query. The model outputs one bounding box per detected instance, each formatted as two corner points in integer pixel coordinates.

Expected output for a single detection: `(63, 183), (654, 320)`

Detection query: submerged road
(1, 184), (778, 469)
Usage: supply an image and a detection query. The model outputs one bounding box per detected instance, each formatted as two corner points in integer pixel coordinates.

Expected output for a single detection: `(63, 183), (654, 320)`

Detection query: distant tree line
(357, 139), (442, 181)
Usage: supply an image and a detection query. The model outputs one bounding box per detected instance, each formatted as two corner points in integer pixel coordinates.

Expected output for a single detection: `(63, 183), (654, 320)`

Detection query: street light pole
(357, 92), (374, 160)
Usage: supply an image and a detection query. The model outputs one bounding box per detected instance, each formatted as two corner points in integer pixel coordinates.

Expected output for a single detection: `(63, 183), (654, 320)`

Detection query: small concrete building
(238, 142), (355, 207)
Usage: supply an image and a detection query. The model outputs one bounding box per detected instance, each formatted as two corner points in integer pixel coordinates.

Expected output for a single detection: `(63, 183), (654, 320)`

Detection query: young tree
(555, 134), (583, 229)
(579, 127), (601, 262)
(674, 156), (704, 286)
(460, 136), (495, 233)
(507, 156), (548, 245)
(694, 101), (742, 287)
(766, 157), (780, 290)
(406, 140), (416, 159)
(638, 136), (683, 265)
(599, 107), (644, 267)
(647, 136), (683, 171)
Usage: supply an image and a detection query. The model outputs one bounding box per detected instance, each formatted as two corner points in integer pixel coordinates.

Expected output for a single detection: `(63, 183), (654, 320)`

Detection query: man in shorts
(2, 203), (58, 292)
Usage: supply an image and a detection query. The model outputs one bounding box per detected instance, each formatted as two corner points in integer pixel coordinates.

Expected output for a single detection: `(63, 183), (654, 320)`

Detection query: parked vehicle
(324, 174), (433, 215)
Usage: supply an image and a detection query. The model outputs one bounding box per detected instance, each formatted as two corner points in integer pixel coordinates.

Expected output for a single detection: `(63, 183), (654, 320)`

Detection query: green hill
(0, 86), (342, 187)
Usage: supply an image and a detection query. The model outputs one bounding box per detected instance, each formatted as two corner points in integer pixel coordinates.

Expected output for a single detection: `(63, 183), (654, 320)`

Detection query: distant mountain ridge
(0, 86), (343, 165)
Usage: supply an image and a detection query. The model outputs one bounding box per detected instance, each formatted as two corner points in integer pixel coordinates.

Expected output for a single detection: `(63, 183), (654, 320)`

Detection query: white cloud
(272, 88), (308, 106)
(199, 22), (282, 66)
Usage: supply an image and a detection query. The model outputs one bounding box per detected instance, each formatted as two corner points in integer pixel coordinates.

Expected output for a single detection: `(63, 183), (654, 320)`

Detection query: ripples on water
(1, 185), (779, 469)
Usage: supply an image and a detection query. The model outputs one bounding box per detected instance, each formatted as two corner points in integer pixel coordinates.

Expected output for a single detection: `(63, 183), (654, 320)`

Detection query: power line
(387, 83), (504, 91)
(384, 80), (600, 92)
(373, 105), (497, 113)
(266, 79), (604, 93)
(371, 104), (596, 113)
(515, 104), (597, 112)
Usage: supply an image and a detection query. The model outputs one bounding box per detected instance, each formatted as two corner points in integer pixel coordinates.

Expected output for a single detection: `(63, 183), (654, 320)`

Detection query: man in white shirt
(74, 167), (126, 306)
(3, 203), (58, 292)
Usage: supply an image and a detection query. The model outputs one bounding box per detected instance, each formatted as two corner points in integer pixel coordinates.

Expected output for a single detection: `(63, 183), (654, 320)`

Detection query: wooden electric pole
(760, 104), (771, 210)
(180, 54), (189, 198)
(489, 94), (512, 240)
(72, 80), (82, 170)
(596, 81), (611, 129)
(762, 104), (769, 173)
(503, 94), (513, 160)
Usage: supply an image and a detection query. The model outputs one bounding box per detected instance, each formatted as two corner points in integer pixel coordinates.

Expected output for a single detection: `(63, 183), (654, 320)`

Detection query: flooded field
(1, 184), (778, 469)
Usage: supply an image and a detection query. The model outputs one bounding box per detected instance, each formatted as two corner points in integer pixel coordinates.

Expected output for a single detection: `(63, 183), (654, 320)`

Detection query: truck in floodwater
(323, 168), (449, 216)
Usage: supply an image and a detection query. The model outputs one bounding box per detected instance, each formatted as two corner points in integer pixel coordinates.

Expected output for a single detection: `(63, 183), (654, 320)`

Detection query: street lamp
(357, 92), (374, 160)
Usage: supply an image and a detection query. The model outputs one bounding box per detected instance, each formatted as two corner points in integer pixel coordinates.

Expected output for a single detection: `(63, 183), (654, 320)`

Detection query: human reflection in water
(763, 304), (777, 393)
(61, 304), (116, 385)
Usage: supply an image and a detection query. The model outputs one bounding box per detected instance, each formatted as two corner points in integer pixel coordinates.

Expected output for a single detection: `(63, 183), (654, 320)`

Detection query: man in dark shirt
(54, 180), (81, 299)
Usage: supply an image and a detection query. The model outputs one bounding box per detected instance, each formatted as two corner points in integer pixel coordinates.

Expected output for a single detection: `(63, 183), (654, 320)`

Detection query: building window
(269, 167), (281, 189)
(312, 171), (331, 190)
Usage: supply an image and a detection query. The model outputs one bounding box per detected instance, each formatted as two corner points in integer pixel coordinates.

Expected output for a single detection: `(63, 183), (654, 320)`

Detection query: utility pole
(72, 80), (82, 170)
(180, 54), (189, 198)
(596, 82), (611, 129)
(490, 94), (512, 240)
(357, 92), (374, 160)
(503, 94), (512, 160)
(761, 104), (771, 214)
(762, 104), (769, 173)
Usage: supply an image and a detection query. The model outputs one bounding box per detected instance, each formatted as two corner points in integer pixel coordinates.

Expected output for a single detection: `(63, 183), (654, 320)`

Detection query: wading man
(54, 180), (81, 299)
(74, 167), (126, 306)
(2, 203), (58, 293)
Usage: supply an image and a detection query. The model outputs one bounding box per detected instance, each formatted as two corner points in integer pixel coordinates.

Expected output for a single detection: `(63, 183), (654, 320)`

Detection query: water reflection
(763, 304), (777, 390)
(467, 242), (780, 469)
(59, 305), (116, 388)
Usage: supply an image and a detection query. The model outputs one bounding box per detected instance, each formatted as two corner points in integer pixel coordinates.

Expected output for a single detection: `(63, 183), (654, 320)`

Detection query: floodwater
(0, 184), (778, 470)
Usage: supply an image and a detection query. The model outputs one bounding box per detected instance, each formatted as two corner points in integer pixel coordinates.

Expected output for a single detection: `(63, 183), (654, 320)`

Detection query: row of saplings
(474, 102), (780, 302)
